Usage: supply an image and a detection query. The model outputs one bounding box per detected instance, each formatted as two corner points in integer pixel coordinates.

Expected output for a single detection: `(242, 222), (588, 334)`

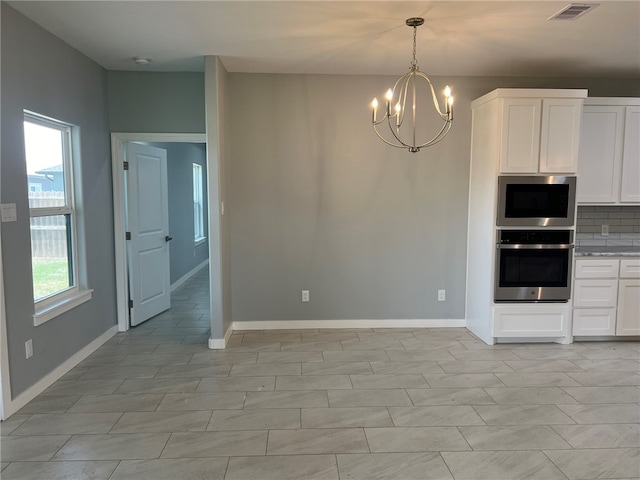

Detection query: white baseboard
(2, 325), (118, 419)
(171, 260), (209, 292)
(208, 321), (234, 349)
(232, 319), (466, 331)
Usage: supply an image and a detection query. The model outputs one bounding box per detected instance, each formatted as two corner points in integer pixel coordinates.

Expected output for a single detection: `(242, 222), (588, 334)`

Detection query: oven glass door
(504, 184), (570, 220)
(495, 247), (572, 301)
(497, 176), (576, 227)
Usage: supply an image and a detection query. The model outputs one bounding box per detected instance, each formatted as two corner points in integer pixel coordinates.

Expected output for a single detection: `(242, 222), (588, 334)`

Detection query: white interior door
(126, 143), (171, 326)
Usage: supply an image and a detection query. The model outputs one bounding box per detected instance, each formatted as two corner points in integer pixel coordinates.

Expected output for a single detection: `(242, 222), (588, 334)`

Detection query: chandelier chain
(411, 27), (417, 67)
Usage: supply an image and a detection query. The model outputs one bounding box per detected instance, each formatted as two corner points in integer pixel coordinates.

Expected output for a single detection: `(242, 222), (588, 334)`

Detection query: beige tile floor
(1, 269), (639, 479)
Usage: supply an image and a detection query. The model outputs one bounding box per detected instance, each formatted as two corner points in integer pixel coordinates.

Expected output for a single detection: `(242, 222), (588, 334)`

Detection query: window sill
(33, 289), (93, 326)
(194, 237), (207, 247)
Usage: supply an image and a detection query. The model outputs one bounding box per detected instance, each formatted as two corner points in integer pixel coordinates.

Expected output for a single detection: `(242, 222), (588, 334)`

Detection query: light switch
(1, 203), (17, 223)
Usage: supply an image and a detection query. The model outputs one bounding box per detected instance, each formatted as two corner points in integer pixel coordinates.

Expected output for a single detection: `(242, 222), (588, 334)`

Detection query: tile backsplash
(576, 206), (640, 247)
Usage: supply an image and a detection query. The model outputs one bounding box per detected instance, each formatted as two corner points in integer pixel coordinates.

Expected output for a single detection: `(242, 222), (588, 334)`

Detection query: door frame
(0, 223), (11, 420)
(111, 133), (207, 332)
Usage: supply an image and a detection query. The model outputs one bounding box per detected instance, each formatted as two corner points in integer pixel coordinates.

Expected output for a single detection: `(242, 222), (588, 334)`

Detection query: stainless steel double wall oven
(495, 176), (577, 302)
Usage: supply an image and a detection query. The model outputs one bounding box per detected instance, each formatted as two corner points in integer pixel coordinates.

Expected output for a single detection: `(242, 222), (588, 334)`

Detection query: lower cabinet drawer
(575, 258), (619, 279)
(620, 259), (640, 279)
(572, 308), (616, 336)
(574, 279), (619, 308)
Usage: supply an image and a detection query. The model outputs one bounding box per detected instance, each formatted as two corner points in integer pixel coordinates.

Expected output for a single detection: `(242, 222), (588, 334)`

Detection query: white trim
(0, 225), (11, 420)
(496, 336), (572, 345)
(111, 133), (207, 333)
(33, 289), (93, 326)
(112, 133), (207, 143)
(232, 319), (467, 331)
(171, 260), (209, 292)
(1, 325), (118, 419)
(208, 321), (233, 349)
(584, 97), (640, 106)
(471, 88), (588, 108)
(26, 113), (83, 318)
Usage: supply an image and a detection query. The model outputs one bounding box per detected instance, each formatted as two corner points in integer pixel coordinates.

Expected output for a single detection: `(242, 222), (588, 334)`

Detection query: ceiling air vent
(549, 3), (599, 20)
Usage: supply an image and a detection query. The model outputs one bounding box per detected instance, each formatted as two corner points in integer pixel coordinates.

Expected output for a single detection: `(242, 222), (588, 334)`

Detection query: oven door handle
(496, 244), (575, 250)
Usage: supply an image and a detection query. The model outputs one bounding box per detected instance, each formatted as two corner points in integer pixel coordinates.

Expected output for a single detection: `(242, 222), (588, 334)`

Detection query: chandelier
(371, 17), (453, 153)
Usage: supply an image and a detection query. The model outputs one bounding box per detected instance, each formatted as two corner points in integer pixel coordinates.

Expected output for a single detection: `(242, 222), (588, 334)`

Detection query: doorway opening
(110, 133), (213, 334)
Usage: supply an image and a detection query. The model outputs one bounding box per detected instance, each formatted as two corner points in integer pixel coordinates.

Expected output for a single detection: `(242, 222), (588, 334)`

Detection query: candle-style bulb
(371, 98), (378, 109)
(444, 85), (451, 97)
(385, 89), (393, 101)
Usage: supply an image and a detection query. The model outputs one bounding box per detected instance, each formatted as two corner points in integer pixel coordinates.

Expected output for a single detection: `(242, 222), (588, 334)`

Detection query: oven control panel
(498, 230), (573, 245)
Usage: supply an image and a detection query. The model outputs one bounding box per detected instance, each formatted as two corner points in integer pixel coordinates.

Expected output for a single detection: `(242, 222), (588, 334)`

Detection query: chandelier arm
(411, 72), (417, 148)
(415, 121), (452, 149)
(372, 123), (408, 149)
(373, 117), (391, 127)
(393, 71), (412, 128)
(386, 115), (412, 149)
(375, 103), (452, 151)
(425, 122), (452, 147)
(415, 71), (448, 117)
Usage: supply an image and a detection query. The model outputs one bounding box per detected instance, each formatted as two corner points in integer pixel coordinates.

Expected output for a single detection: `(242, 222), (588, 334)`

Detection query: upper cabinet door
(499, 98), (541, 173)
(577, 106), (624, 203)
(539, 99), (583, 173)
(620, 106), (640, 203)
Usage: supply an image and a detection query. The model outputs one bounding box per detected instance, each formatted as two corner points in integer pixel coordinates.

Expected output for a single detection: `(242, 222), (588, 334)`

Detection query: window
(193, 163), (205, 244)
(24, 111), (91, 325)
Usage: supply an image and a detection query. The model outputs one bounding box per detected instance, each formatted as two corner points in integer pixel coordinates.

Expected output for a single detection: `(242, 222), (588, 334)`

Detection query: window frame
(24, 111), (92, 325)
(192, 162), (206, 245)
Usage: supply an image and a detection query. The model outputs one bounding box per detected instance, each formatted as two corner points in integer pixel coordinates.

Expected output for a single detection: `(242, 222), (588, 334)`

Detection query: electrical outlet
(302, 290), (310, 302)
(438, 290), (446, 302)
(1, 203), (17, 223)
(601, 224), (609, 236)
(25, 339), (33, 359)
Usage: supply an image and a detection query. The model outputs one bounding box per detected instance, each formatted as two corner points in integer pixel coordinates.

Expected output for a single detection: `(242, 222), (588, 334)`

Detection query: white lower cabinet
(574, 279), (619, 308)
(573, 258), (640, 337)
(572, 308), (617, 336)
(494, 304), (570, 338)
(616, 278), (640, 335)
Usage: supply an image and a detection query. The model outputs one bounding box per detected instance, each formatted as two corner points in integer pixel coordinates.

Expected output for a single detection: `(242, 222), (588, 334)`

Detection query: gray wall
(227, 73), (640, 323)
(1, 4), (116, 396)
(148, 142), (209, 284)
(108, 71), (205, 133)
(204, 56), (233, 339)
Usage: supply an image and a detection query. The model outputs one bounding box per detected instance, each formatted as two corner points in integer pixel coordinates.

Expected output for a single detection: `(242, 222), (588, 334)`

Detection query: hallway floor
(1, 270), (639, 479)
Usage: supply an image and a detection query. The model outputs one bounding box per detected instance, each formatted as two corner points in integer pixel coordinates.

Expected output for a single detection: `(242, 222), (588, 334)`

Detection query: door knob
(165, 236), (173, 242)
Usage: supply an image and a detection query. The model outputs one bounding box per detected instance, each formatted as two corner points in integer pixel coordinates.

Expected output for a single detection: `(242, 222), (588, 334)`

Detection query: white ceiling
(8, 1), (640, 78)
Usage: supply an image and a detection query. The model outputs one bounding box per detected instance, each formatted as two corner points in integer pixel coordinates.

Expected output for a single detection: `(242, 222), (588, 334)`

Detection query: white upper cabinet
(500, 98), (582, 174)
(500, 99), (541, 173)
(620, 106), (640, 203)
(577, 106), (624, 203)
(539, 99), (583, 173)
(577, 99), (640, 204)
